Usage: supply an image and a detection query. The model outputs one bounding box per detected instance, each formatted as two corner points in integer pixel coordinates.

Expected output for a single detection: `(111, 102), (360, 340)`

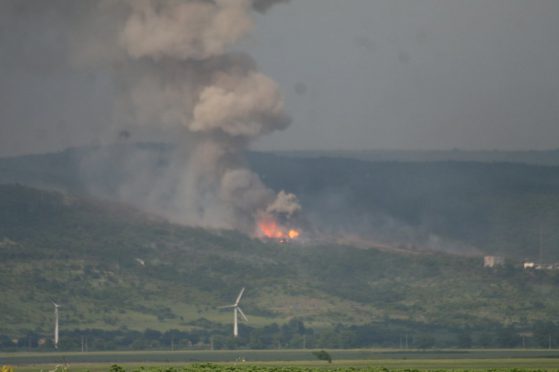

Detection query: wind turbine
(52, 301), (61, 349)
(219, 288), (248, 337)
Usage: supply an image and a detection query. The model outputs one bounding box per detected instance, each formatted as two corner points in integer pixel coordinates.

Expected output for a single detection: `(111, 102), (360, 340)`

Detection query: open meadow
(3, 349), (559, 372)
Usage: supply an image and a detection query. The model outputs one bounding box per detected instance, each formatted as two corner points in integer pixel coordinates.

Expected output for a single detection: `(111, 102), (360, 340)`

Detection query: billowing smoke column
(1, 0), (300, 236)
(118, 0), (300, 234)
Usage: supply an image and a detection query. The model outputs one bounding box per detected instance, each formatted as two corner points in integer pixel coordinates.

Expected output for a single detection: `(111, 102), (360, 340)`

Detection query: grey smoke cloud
(266, 190), (301, 216)
(120, 0), (253, 61)
(0, 0), (299, 233)
(191, 71), (289, 137)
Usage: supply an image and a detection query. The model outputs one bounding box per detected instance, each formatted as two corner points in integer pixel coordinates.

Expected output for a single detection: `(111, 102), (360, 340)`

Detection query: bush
(312, 350), (332, 363)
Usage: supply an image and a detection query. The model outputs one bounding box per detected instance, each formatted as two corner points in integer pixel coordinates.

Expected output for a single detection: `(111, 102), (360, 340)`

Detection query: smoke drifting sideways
(0, 0), (300, 235)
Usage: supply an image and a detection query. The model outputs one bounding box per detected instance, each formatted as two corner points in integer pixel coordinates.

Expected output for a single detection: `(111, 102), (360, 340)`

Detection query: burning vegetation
(257, 215), (301, 241)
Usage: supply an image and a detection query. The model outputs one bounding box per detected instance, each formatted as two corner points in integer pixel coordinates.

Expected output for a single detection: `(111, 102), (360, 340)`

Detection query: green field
(3, 349), (559, 371)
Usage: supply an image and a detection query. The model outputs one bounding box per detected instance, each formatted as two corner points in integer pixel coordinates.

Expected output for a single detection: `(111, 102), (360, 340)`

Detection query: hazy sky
(1, 0), (559, 156)
(251, 0), (559, 151)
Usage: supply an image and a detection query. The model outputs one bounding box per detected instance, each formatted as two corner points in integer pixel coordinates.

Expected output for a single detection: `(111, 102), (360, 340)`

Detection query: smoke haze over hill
(2, 0), (559, 251)
(0, 0), (298, 233)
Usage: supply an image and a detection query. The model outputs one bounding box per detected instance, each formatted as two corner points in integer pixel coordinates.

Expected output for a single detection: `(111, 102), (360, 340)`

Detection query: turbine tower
(52, 301), (61, 349)
(219, 288), (248, 337)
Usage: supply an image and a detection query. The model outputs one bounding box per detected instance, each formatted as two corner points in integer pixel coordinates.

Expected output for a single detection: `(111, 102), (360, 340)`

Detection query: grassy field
(3, 349), (559, 371)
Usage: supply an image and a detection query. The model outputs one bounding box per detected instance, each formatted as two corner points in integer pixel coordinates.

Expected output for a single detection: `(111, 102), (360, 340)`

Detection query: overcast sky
(251, 0), (559, 151)
(1, 0), (558, 156)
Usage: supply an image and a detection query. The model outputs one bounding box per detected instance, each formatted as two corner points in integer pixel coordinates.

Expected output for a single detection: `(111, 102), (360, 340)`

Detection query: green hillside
(3, 145), (559, 259)
(3, 184), (559, 350)
(249, 154), (559, 259)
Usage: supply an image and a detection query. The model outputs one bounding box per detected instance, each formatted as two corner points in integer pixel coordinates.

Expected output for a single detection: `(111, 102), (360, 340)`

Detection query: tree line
(3, 319), (559, 351)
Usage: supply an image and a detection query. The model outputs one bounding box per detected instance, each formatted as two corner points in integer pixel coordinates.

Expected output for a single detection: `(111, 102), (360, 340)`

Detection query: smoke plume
(0, 0), (298, 233)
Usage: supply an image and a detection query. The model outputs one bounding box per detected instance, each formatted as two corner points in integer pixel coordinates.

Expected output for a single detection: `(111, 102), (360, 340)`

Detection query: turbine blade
(237, 307), (248, 322)
(235, 287), (245, 306)
(218, 304), (236, 309)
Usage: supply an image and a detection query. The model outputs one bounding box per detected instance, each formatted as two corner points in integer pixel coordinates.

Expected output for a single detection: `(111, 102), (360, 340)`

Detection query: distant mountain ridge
(273, 148), (559, 166)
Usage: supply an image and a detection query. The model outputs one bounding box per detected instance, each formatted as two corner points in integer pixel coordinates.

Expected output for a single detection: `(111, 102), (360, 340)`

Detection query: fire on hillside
(257, 215), (301, 242)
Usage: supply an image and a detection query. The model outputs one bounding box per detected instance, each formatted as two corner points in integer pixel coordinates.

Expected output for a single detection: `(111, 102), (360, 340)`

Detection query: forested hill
(249, 153), (559, 260)
(273, 148), (559, 166)
(2, 144), (559, 259)
(3, 183), (559, 350)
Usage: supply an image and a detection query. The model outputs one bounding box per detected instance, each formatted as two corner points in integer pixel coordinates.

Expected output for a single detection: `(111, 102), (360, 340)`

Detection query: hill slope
(3, 145), (559, 259)
(3, 184), (559, 349)
(249, 153), (559, 259)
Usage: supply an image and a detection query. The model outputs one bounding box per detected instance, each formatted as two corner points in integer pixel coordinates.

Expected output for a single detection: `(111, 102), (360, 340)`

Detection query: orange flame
(257, 216), (300, 241)
(288, 229), (300, 239)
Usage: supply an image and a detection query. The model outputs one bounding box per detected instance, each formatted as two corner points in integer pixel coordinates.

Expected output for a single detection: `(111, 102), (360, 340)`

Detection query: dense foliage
(4, 319), (559, 351)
